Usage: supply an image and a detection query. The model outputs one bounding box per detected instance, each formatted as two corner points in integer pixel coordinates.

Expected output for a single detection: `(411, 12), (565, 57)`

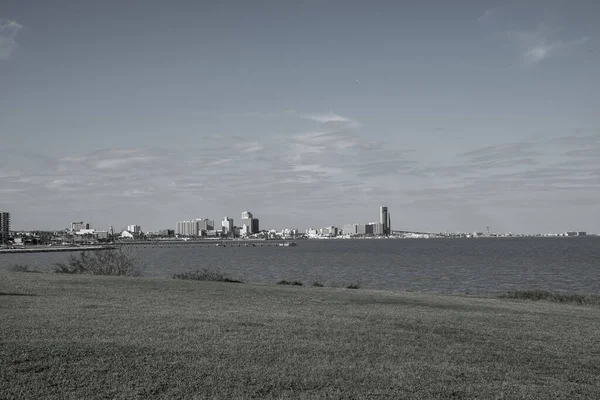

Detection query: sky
(1, 0), (599, 233)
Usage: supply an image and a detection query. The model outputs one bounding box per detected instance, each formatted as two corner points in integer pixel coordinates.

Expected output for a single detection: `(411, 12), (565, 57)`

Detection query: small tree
(54, 247), (144, 276)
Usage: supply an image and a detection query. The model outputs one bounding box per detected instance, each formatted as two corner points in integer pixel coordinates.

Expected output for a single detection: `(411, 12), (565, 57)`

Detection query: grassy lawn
(1, 272), (600, 399)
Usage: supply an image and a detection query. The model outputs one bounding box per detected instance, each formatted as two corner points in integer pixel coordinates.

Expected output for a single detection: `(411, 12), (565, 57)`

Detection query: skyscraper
(241, 211), (259, 234)
(222, 217), (234, 234)
(380, 206), (390, 235)
(0, 211), (10, 244)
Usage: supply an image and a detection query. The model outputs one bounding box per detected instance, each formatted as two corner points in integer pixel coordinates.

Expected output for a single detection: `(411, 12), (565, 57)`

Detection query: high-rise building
(222, 217), (234, 234)
(343, 224), (358, 235)
(127, 225), (142, 234)
(240, 211), (259, 234)
(380, 206), (391, 235)
(71, 221), (85, 231)
(176, 220), (200, 236)
(197, 219), (215, 234)
(0, 211), (10, 244)
(369, 222), (384, 235)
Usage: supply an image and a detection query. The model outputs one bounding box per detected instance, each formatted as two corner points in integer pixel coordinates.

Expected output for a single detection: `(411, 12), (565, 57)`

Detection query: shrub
(312, 282), (324, 287)
(346, 283), (361, 289)
(173, 268), (242, 283)
(9, 264), (39, 273)
(277, 280), (303, 286)
(54, 247), (144, 276)
(500, 290), (600, 306)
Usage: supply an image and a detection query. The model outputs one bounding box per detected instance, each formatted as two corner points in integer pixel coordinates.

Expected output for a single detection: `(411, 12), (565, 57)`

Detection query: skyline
(1, 1), (599, 233)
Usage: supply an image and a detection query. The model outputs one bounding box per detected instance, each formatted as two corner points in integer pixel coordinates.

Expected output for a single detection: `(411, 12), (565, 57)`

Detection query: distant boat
(277, 242), (297, 247)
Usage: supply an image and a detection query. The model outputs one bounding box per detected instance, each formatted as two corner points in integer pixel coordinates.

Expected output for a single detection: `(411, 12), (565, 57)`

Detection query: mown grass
(500, 289), (600, 306)
(1, 272), (600, 399)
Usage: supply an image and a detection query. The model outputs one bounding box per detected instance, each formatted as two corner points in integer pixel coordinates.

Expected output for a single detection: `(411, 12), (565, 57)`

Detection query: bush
(54, 247), (144, 276)
(312, 282), (324, 287)
(9, 264), (39, 273)
(173, 268), (242, 283)
(500, 290), (600, 306)
(346, 283), (361, 289)
(277, 280), (303, 286)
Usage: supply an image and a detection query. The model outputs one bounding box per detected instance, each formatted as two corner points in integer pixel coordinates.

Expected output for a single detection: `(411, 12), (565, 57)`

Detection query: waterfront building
(320, 226), (338, 237)
(176, 220), (200, 236)
(222, 217), (234, 234)
(127, 225), (142, 234)
(0, 211), (10, 244)
(71, 221), (85, 231)
(158, 229), (175, 237)
(380, 206), (391, 235)
(343, 224), (358, 235)
(240, 224), (251, 236)
(197, 218), (215, 233)
(369, 222), (384, 235)
(240, 211), (259, 234)
(252, 218), (260, 234)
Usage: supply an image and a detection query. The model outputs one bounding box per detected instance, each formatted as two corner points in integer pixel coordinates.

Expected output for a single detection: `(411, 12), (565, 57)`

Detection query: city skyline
(1, 1), (599, 233)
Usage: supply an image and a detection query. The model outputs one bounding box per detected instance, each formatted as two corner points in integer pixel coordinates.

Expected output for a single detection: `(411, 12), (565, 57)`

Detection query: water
(1, 238), (599, 294)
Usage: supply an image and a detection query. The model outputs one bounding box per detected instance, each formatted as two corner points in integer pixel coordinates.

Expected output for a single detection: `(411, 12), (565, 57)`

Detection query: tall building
(369, 222), (384, 235)
(71, 221), (85, 231)
(0, 211), (10, 244)
(222, 217), (234, 234)
(240, 211), (259, 234)
(380, 206), (391, 235)
(127, 225), (142, 234)
(176, 220), (199, 236)
(343, 224), (358, 235)
(197, 219), (215, 234)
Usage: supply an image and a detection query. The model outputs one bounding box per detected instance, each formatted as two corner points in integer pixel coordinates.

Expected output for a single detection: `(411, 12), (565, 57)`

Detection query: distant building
(320, 226), (338, 237)
(240, 211), (259, 234)
(222, 217), (234, 234)
(176, 220), (200, 236)
(197, 219), (214, 233)
(127, 225), (142, 234)
(566, 231), (578, 237)
(343, 224), (358, 235)
(71, 221), (85, 231)
(240, 224), (251, 236)
(0, 211), (10, 244)
(158, 229), (175, 237)
(578, 232), (587, 236)
(369, 222), (384, 235)
(380, 206), (391, 235)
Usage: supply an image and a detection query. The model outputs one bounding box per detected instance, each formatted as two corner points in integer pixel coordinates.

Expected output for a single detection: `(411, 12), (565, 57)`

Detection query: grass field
(1, 272), (600, 399)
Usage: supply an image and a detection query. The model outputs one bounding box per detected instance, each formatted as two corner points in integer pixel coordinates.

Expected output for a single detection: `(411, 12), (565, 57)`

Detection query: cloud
(510, 27), (589, 65)
(0, 19), (23, 60)
(460, 142), (539, 163)
(234, 142), (264, 153)
(477, 7), (590, 66)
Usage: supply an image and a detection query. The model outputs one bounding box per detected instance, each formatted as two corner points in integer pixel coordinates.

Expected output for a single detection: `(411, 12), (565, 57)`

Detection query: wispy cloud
(0, 19), (23, 60)
(477, 7), (590, 66)
(509, 26), (589, 65)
